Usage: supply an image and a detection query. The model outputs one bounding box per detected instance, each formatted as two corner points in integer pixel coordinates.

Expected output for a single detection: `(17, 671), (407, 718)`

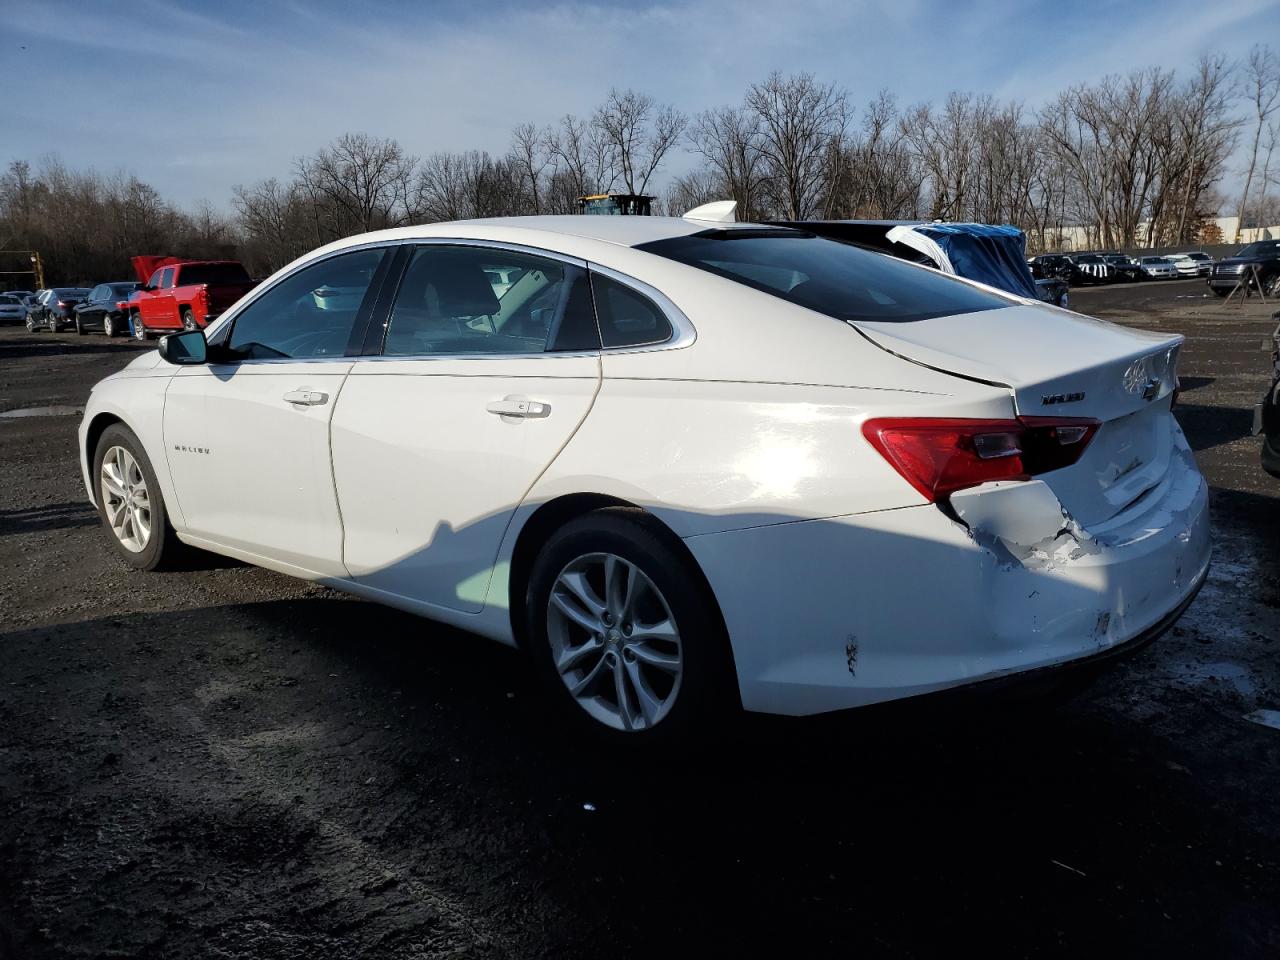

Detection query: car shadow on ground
(0, 501), (97, 536)
(2, 597), (1276, 957)
(0, 336), (146, 360)
(1175, 401), (1255, 455)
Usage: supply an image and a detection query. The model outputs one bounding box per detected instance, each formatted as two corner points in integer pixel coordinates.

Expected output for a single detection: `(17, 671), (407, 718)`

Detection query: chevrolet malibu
(79, 215), (1211, 742)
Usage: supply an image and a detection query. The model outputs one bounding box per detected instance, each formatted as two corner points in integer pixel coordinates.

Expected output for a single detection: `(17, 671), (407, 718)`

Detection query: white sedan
(78, 215), (1211, 741)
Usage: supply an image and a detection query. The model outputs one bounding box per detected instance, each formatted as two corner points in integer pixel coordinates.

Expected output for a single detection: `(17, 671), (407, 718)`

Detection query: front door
(163, 247), (389, 576)
(331, 242), (603, 612)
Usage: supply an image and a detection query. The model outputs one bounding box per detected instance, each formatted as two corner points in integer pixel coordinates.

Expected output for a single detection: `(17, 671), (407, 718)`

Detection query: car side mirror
(158, 329), (208, 365)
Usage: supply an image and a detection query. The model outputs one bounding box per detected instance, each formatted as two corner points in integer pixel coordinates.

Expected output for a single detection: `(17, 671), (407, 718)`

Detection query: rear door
(163, 246), (391, 575)
(83, 285), (107, 321)
(331, 241), (602, 613)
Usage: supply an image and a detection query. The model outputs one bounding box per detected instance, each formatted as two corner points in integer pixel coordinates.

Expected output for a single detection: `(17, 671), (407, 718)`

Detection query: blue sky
(3, 0), (1277, 209)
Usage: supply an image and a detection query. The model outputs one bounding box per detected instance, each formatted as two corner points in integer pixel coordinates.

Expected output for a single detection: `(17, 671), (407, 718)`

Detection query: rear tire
(181, 307), (196, 331)
(525, 508), (735, 745)
(103, 314), (116, 337)
(93, 424), (183, 571)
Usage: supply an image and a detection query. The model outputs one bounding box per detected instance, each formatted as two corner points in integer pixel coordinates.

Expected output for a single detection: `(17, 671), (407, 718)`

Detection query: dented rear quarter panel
(686, 418), (1210, 716)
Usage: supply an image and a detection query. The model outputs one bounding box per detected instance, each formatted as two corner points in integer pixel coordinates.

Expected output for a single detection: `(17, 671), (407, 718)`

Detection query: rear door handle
(283, 389), (329, 406)
(486, 399), (550, 418)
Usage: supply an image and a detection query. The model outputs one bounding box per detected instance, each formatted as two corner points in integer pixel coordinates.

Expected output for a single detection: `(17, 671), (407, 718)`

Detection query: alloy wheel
(103, 315), (115, 337)
(546, 552), (683, 732)
(100, 445), (152, 553)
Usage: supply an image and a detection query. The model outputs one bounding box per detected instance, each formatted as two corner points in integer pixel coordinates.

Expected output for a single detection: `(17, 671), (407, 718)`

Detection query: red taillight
(116, 301), (127, 310)
(862, 416), (1099, 503)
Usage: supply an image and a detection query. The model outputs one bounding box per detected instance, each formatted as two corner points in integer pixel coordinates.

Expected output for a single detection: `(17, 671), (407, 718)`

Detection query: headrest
(405, 252), (500, 317)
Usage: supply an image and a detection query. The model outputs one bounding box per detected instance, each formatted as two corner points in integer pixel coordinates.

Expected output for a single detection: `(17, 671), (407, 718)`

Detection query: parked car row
(1027, 251), (1215, 286)
(9, 256), (259, 339)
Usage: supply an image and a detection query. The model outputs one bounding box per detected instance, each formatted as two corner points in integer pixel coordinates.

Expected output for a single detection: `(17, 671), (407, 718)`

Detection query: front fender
(78, 365), (184, 529)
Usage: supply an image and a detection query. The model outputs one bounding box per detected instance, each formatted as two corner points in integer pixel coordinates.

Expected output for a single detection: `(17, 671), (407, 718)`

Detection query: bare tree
(745, 72), (849, 219)
(1238, 45), (1280, 237)
(594, 89), (686, 196)
(509, 122), (550, 214)
(545, 113), (615, 201)
(293, 133), (417, 241)
(686, 106), (766, 219)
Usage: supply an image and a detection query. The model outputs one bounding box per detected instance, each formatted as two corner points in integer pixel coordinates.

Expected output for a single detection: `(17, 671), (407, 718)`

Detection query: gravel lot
(2, 278), (1278, 958)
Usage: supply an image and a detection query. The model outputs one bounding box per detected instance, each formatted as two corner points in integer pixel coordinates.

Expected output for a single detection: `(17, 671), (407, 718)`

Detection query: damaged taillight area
(862, 416), (1099, 503)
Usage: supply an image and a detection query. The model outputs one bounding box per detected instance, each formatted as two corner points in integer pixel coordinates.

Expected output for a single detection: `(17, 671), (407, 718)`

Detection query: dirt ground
(1, 278), (1278, 958)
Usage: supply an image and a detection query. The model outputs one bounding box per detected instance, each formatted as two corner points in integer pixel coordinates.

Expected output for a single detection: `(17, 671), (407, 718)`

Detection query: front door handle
(283, 389), (329, 406)
(486, 399), (550, 418)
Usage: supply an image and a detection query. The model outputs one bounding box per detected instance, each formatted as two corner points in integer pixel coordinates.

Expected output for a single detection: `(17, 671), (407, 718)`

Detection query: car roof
(321, 215), (771, 255)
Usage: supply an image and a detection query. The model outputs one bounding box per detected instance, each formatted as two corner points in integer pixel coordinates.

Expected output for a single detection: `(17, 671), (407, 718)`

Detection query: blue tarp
(910, 223), (1040, 300)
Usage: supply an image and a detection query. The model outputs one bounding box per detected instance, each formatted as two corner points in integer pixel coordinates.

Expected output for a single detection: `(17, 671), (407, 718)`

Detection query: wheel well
(84, 413), (123, 481)
(507, 495), (731, 655)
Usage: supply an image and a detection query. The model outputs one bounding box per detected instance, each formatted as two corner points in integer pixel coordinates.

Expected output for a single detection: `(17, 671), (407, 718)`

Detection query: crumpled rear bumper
(685, 430), (1210, 717)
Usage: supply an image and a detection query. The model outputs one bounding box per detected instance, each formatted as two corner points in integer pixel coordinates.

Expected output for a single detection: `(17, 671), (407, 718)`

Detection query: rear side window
(591, 274), (672, 347)
(637, 230), (1008, 324)
(179, 263), (252, 285)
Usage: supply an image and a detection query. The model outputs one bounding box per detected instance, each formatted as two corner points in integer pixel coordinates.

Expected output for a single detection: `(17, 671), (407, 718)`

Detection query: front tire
(132, 314), (149, 341)
(525, 508), (733, 744)
(75, 317), (86, 335)
(93, 424), (182, 571)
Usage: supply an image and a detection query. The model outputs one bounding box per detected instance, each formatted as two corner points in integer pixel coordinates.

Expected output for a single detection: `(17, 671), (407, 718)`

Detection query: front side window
(382, 245), (598, 356)
(226, 248), (385, 360)
(637, 229), (1008, 324)
(159, 268), (175, 289)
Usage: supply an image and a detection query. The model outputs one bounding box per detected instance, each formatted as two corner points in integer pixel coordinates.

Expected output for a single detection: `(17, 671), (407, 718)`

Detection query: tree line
(2, 46), (1277, 286)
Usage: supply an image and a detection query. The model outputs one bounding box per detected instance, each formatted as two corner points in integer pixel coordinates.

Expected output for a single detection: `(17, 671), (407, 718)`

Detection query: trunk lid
(854, 304), (1183, 526)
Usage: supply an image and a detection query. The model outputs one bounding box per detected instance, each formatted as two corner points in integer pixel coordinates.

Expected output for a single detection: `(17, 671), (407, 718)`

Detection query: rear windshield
(0, 296), (17, 305)
(53, 288), (90, 297)
(108, 283), (138, 296)
(179, 263), (251, 285)
(636, 230), (1009, 323)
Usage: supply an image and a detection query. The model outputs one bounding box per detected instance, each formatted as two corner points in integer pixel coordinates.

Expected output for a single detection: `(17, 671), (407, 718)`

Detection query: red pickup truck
(128, 256), (256, 340)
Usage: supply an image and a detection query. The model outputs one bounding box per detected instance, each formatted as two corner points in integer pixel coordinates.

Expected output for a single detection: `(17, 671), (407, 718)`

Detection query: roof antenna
(683, 200), (738, 223)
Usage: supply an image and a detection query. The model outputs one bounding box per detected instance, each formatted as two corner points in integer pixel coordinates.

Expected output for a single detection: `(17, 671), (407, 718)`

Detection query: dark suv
(1209, 240), (1280, 297)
